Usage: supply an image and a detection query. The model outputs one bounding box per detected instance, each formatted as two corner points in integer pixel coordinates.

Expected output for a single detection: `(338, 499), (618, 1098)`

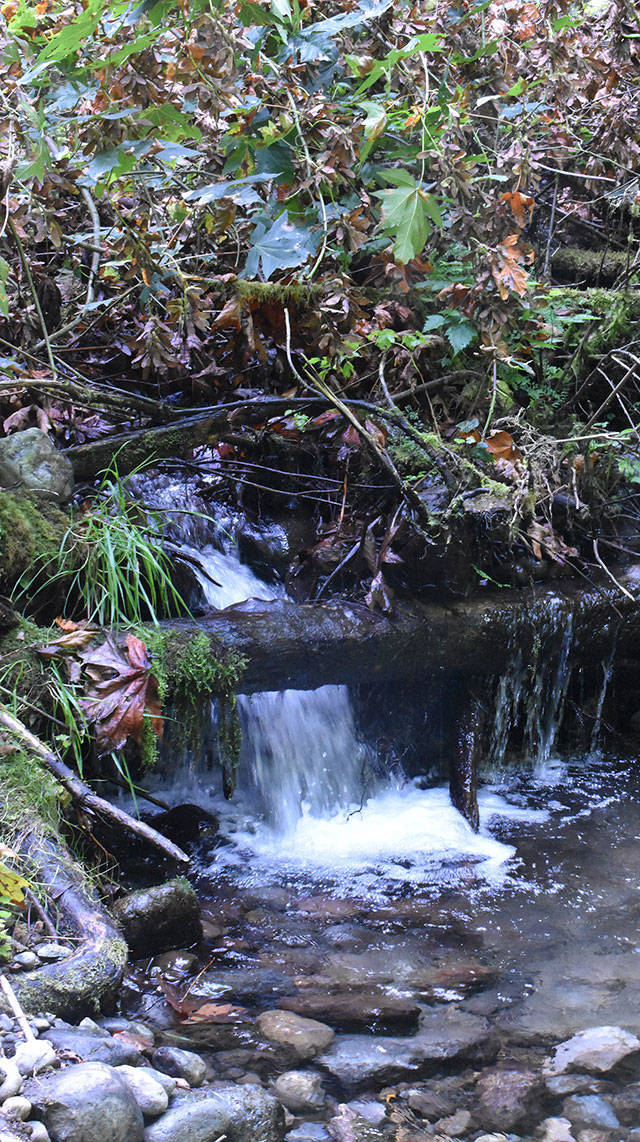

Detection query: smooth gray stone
(151, 1047), (206, 1087)
(45, 1029), (140, 1068)
(144, 1083), (283, 1142)
(27, 1060), (144, 1142)
(0, 429), (74, 501)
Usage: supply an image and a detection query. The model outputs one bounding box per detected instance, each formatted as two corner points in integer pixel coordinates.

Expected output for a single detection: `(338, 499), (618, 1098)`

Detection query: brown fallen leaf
(80, 634), (162, 753)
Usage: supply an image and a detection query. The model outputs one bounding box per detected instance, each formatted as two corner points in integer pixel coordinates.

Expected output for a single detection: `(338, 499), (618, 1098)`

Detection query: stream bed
(115, 751), (640, 1139)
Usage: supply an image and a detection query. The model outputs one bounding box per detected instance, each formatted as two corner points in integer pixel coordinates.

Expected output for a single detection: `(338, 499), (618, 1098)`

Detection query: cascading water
(130, 469), (525, 886)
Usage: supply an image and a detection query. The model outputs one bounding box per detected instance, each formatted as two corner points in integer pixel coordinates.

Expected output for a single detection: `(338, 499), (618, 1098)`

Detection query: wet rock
(537, 1118), (576, 1142)
(272, 1071), (326, 1113)
(100, 1020), (155, 1051)
(112, 881), (202, 958)
(45, 1028), (141, 1067)
(285, 1126), (329, 1142)
(150, 805), (219, 848)
(115, 1067), (169, 1118)
(0, 1113), (30, 1142)
(150, 952), (198, 983)
(548, 1026), (640, 1076)
(143, 1083), (283, 1142)
(27, 1060), (144, 1142)
(13, 1040), (57, 1076)
(561, 1096), (620, 1130)
(475, 1066), (543, 1131)
(327, 1106), (386, 1142)
(13, 953), (38, 970)
(278, 991), (420, 1034)
(2, 1099), (31, 1122)
(407, 1082), (465, 1122)
(434, 1109), (472, 1135)
(611, 1079), (640, 1124)
(347, 1102), (386, 1126)
(35, 945), (69, 963)
(545, 1075), (605, 1096)
(0, 430), (74, 502)
(318, 1009), (491, 1090)
(194, 968), (294, 1004)
(0, 1059), (23, 1101)
(28, 1125), (51, 1142)
(257, 1011), (334, 1060)
(152, 1047), (207, 1087)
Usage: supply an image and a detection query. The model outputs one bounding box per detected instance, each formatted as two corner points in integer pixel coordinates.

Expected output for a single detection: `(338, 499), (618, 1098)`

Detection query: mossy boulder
(0, 490), (71, 591)
(0, 428), (74, 501)
(112, 879), (202, 957)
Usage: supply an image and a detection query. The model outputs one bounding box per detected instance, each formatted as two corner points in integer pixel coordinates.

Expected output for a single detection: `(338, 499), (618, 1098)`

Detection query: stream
(119, 477), (640, 1135)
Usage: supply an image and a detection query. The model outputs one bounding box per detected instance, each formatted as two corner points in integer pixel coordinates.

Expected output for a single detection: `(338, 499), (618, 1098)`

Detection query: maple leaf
(490, 235), (530, 299)
(500, 191), (535, 229)
(80, 634), (162, 753)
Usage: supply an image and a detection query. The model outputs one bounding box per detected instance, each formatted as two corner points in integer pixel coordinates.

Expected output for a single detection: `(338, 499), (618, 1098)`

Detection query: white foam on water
(204, 782), (549, 897)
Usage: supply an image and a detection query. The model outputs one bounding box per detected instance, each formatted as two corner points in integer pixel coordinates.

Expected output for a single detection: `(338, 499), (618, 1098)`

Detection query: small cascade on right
(486, 595), (620, 777)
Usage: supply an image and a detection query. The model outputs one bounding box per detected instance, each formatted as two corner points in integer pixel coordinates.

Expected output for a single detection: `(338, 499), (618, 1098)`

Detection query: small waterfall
(487, 597), (575, 773)
(134, 471), (376, 831)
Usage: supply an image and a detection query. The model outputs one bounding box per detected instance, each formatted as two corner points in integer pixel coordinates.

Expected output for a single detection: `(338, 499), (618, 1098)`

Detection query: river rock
(115, 1067), (168, 1118)
(2, 1099), (31, 1122)
(611, 1079), (640, 1124)
(548, 1027), (640, 1075)
(0, 430), (74, 502)
(45, 1028), (141, 1067)
(285, 1126), (329, 1142)
(561, 1096), (620, 1130)
(143, 1083), (283, 1142)
(278, 991), (420, 1033)
(13, 1040), (57, 1076)
(538, 1118), (577, 1142)
(272, 1071), (326, 1113)
(35, 945), (69, 963)
(257, 1011), (334, 1060)
(112, 880), (202, 958)
(152, 1047), (206, 1087)
(327, 1107), (386, 1142)
(13, 953), (38, 970)
(318, 1009), (491, 1089)
(434, 1109), (473, 1136)
(27, 1060), (144, 1142)
(475, 1066), (543, 1131)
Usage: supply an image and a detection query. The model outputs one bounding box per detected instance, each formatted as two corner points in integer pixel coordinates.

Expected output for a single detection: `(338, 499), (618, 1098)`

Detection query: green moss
(0, 741), (62, 838)
(145, 628), (246, 706)
(0, 492), (70, 589)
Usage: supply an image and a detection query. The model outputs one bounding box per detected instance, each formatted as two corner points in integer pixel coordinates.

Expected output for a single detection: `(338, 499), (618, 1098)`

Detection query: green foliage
(15, 463), (188, 627)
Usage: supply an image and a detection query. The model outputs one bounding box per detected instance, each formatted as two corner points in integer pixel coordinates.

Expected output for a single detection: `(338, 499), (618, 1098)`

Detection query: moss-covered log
(165, 566), (640, 693)
(4, 833), (127, 1019)
(551, 246), (638, 287)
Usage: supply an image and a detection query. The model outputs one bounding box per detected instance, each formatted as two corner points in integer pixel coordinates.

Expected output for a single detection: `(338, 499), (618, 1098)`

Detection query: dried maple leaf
(490, 235), (530, 299)
(80, 634), (162, 753)
(501, 191), (535, 229)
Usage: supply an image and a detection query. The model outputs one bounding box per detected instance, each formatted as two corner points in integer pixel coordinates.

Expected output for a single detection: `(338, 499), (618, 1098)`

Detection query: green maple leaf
(374, 182), (442, 264)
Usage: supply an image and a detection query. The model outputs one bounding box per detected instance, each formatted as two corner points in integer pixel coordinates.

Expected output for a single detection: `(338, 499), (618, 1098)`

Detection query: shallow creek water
(121, 482), (640, 1131)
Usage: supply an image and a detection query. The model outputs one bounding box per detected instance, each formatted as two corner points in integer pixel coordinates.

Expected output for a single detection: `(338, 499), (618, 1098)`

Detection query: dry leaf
(80, 634), (163, 753)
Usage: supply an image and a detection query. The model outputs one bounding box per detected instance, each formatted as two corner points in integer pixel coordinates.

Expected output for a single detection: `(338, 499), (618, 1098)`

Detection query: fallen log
(3, 832), (128, 1018)
(0, 710), (188, 864)
(169, 565), (640, 693)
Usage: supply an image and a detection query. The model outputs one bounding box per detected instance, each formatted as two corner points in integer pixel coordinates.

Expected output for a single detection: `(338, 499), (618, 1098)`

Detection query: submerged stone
(548, 1026), (640, 1075)
(278, 990), (420, 1033)
(561, 1094), (620, 1129)
(45, 1028), (141, 1068)
(144, 1084), (283, 1142)
(475, 1066), (543, 1132)
(272, 1070), (326, 1113)
(318, 1009), (491, 1089)
(257, 1011), (334, 1060)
